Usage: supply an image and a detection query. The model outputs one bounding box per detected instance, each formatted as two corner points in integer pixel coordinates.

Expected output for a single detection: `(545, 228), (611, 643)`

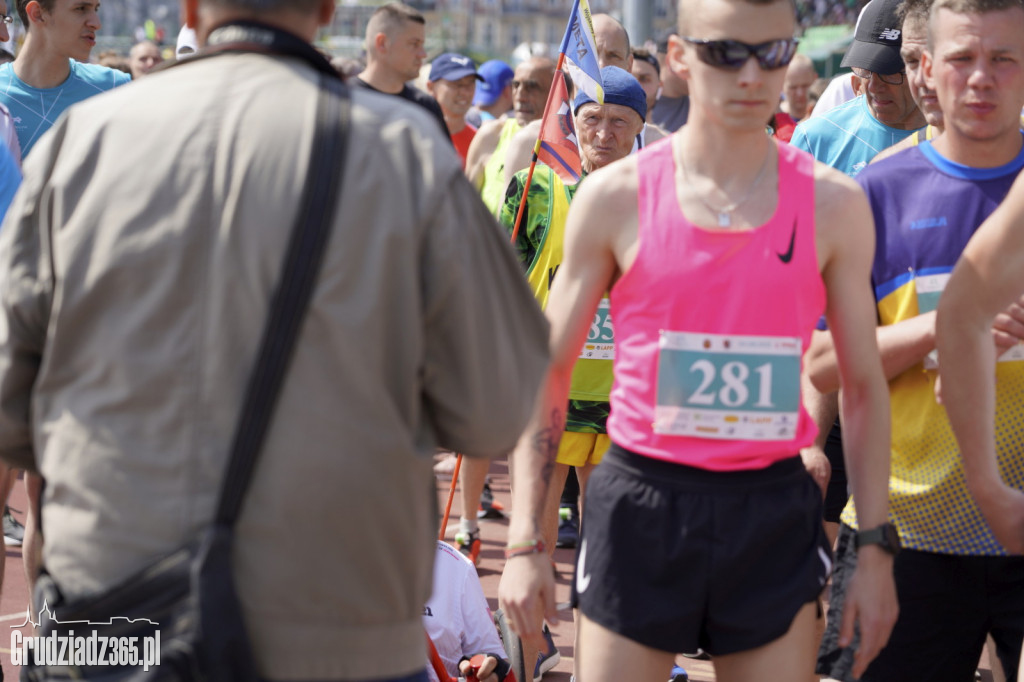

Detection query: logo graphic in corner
(9, 602), (162, 670)
(576, 538), (592, 594)
(777, 219), (798, 264)
(878, 28), (901, 41)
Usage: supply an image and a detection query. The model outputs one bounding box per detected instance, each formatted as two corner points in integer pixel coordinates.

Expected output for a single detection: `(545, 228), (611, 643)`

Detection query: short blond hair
(365, 2), (426, 48)
(677, 0), (797, 34)
(928, 0), (1024, 47)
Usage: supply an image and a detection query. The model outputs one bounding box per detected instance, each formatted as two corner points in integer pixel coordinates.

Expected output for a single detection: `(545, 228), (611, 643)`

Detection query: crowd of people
(797, 0), (861, 27)
(0, 0), (1019, 681)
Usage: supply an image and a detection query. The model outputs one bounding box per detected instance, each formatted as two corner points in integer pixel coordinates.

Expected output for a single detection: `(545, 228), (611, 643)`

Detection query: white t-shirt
(630, 123), (652, 154)
(809, 74), (857, 119)
(424, 541), (505, 682)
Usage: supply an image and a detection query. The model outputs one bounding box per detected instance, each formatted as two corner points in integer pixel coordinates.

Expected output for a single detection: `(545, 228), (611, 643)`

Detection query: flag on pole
(559, 0), (605, 106)
(510, 0), (605, 240)
(536, 71), (582, 183)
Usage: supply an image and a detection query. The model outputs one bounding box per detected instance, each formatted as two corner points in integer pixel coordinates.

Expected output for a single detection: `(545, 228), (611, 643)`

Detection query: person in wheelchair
(426, 541), (515, 682)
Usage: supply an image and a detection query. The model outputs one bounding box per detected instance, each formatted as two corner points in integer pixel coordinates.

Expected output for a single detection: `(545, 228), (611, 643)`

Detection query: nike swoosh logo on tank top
(777, 219), (797, 264)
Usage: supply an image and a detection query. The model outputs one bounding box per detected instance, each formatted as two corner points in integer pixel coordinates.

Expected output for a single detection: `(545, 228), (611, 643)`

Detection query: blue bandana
(573, 65), (647, 122)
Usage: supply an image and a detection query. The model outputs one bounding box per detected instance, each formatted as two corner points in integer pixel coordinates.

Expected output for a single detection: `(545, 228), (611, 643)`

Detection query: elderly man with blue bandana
(497, 64), (647, 682)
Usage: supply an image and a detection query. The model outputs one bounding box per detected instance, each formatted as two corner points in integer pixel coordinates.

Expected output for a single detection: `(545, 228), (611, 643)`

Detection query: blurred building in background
(82, 0), (856, 72)
(328, 0), (677, 61)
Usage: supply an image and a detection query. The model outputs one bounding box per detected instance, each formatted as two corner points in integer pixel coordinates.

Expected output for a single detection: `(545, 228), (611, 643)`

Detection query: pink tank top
(607, 138), (826, 471)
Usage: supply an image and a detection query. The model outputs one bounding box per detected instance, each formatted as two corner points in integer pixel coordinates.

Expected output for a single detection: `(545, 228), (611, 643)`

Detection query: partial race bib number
(914, 272), (948, 317)
(579, 299), (614, 360)
(654, 331), (801, 440)
(917, 272), (1024, 367)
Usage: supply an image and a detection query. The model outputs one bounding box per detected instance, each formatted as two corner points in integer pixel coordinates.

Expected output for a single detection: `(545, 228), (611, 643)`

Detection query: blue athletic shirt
(0, 61), (131, 159)
(841, 138), (1024, 555)
(0, 142), (19, 222)
(790, 94), (922, 177)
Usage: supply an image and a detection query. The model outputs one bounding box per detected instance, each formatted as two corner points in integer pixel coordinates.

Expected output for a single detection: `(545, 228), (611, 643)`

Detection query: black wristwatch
(855, 522), (901, 556)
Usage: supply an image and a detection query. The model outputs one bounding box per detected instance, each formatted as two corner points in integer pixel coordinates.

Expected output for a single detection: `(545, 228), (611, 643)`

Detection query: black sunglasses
(683, 38), (799, 71)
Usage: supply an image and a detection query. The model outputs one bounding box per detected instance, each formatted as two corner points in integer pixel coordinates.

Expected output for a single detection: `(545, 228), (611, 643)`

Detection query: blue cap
(473, 59), (515, 106)
(429, 53), (483, 83)
(573, 66), (647, 122)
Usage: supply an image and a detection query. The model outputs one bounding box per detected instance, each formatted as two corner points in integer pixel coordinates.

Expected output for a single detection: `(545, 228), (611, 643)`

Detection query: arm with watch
(855, 523), (901, 555)
(813, 167), (900, 679)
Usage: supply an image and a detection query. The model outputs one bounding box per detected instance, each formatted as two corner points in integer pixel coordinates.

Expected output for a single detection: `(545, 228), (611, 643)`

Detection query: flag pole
(509, 0), (584, 245)
(440, 15), (581, 540)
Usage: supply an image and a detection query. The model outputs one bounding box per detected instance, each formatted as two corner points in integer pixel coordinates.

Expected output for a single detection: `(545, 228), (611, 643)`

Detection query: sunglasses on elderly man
(683, 37), (799, 71)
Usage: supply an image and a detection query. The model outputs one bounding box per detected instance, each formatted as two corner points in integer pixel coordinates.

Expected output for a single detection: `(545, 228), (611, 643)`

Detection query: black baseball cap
(840, 0), (906, 76)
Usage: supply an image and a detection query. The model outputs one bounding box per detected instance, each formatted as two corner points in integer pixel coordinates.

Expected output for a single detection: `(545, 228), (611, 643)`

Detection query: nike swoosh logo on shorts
(818, 546), (833, 586)
(777, 219), (797, 264)
(576, 538), (592, 594)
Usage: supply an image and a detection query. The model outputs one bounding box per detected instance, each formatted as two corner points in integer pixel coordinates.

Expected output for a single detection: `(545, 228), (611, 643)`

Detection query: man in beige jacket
(0, 1), (550, 680)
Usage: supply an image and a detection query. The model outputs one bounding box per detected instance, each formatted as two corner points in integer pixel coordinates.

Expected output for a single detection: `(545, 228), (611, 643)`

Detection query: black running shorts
(572, 443), (832, 656)
(818, 523), (1024, 682)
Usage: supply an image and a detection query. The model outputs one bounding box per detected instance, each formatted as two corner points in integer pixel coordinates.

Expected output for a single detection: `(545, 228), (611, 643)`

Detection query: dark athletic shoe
(556, 505), (579, 549)
(533, 624), (560, 681)
(477, 481), (505, 520)
(3, 507), (23, 547)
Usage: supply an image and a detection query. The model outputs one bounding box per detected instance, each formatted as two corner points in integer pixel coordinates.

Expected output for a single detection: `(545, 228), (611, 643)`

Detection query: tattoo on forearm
(532, 408), (563, 509)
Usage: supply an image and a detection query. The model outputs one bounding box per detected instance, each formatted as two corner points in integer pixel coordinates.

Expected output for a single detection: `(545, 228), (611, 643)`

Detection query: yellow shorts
(556, 431), (611, 468)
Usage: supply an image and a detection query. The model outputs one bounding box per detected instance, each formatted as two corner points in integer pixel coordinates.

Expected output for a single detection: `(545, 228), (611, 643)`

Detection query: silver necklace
(681, 145), (774, 228)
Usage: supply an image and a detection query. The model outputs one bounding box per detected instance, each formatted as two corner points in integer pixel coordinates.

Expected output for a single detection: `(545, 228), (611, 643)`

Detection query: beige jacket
(0, 53), (549, 680)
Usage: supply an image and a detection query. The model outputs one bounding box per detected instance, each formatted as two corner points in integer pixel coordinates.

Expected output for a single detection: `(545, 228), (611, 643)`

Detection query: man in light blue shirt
(0, 0), (130, 159)
(0, 140), (19, 215)
(0, 0), (127, 599)
(790, 0), (926, 177)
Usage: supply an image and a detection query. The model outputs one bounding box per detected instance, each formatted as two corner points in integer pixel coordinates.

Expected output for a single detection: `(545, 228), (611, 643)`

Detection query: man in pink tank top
(498, 0), (898, 680)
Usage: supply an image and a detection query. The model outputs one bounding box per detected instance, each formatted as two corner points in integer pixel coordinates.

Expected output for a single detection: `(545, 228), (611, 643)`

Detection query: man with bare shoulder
(807, 0), (1024, 678)
(938, 172), (1024, 682)
(500, 14), (671, 190)
(453, 55), (556, 575)
(464, 56), (555, 214)
(498, 0), (898, 680)
(502, 14), (633, 175)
